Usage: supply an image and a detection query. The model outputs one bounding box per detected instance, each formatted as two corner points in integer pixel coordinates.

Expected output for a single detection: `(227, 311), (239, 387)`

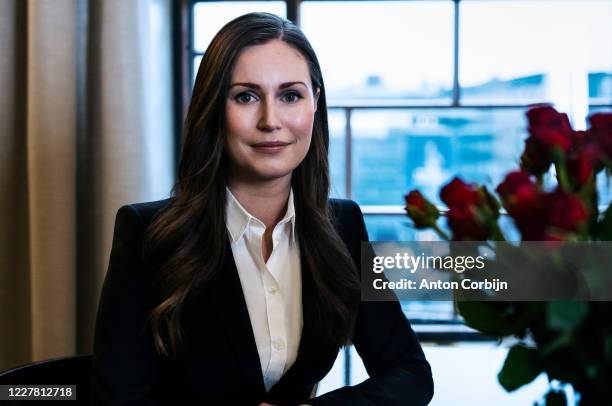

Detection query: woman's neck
(227, 177), (292, 229)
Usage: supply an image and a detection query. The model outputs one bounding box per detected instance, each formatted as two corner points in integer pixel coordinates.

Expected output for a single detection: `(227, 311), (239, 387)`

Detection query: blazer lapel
(210, 239), (266, 396)
(210, 236), (341, 400)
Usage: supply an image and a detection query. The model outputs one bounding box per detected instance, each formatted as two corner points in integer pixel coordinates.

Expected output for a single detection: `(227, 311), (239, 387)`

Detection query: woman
(92, 12), (433, 405)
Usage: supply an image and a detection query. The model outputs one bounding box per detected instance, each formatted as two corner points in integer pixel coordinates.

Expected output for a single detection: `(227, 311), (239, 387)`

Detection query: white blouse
(225, 187), (303, 392)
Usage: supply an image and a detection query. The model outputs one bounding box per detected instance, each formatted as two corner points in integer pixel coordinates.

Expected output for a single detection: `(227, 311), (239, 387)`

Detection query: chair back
(0, 355), (91, 405)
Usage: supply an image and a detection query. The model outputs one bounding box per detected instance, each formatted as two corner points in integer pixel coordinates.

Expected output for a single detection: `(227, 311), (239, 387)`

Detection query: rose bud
(496, 171), (544, 236)
(589, 112), (612, 132)
(496, 171), (539, 210)
(496, 171), (536, 199)
(523, 106), (573, 170)
(520, 137), (553, 176)
(440, 178), (499, 240)
(404, 190), (439, 228)
(544, 189), (589, 234)
(567, 146), (598, 187)
(530, 128), (572, 155)
(447, 206), (490, 241)
(526, 105), (573, 134)
(440, 177), (481, 209)
(570, 130), (588, 150)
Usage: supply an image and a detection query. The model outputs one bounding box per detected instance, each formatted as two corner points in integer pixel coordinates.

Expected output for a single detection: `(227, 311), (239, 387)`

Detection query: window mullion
(452, 0), (461, 107)
(286, 0), (300, 25)
(344, 108), (353, 199)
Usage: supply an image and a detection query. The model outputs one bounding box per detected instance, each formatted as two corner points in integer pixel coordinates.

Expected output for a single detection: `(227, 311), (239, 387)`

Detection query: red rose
(496, 171), (537, 202)
(496, 171), (545, 236)
(440, 177), (481, 209)
(589, 112), (612, 132)
(447, 206), (489, 241)
(510, 190), (588, 241)
(571, 130), (588, 150)
(440, 178), (499, 240)
(511, 189), (588, 241)
(521, 107), (573, 176)
(404, 190), (439, 228)
(567, 153), (592, 186)
(544, 190), (589, 234)
(530, 128), (572, 154)
(567, 144), (599, 187)
(589, 112), (612, 161)
(520, 137), (552, 176)
(405, 190), (426, 211)
(526, 106), (573, 134)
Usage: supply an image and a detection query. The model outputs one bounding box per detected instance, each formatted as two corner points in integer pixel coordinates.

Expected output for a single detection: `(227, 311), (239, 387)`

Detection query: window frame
(182, 0), (612, 387)
(181, 0), (612, 344)
(184, 0), (612, 197)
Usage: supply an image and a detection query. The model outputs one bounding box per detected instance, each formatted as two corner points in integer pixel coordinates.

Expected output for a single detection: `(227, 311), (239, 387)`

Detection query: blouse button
(273, 339), (285, 351)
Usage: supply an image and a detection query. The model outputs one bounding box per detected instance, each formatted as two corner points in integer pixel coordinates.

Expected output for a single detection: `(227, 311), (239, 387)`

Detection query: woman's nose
(257, 98), (282, 131)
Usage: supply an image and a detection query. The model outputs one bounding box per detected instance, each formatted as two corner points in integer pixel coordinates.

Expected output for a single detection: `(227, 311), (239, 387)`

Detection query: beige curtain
(0, 0), (174, 372)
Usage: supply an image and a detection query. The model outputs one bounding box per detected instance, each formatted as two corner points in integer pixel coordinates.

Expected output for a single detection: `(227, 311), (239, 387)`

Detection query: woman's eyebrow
(229, 81), (307, 89)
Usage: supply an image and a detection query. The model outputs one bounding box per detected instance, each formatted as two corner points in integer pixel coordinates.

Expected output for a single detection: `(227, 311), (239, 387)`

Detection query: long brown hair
(144, 12), (360, 358)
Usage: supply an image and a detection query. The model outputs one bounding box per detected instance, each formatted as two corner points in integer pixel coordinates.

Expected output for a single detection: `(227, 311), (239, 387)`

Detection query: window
(186, 0), (612, 399)
(301, 1), (454, 102)
(188, 0), (612, 317)
(190, 1), (287, 85)
(298, 0), (612, 230)
(460, 0), (612, 106)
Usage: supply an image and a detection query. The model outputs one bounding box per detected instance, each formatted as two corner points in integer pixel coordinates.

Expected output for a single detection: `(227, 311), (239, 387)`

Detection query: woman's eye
(235, 93), (256, 104)
(282, 92), (302, 103)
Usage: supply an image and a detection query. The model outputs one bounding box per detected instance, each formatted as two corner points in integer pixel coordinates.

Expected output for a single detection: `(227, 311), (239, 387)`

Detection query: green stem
(489, 221), (506, 241)
(555, 157), (571, 193)
(432, 223), (450, 241)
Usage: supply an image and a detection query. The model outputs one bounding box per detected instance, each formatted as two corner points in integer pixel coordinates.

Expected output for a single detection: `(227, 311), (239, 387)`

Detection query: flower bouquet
(404, 106), (612, 405)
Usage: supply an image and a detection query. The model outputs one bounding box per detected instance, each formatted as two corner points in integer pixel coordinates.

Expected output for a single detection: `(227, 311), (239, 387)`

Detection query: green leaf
(605, 334), (612, 363)
(498, 345), (542, 392)
(539, 332), (574, 356)
(547, 301), (588, 331)
(545, 389), (567, 406)
(543, 352), (586, 384)
(456, 301), (517, 337)
(596, 202), (612, 240)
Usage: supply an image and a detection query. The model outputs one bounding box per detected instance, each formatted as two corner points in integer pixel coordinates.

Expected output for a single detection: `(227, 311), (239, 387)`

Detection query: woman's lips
(251, 141), (290, 153)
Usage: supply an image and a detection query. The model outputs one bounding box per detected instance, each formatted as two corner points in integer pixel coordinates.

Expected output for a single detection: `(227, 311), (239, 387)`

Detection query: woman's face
(225, 39), (320, 184)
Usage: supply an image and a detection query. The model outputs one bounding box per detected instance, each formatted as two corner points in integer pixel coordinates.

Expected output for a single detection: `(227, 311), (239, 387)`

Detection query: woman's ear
(314, 88), (321, 112)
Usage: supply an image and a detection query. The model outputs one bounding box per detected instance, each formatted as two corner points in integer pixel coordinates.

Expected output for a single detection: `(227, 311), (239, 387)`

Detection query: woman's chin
(240, 167), (294, 183)
(257, 170), (294, 182)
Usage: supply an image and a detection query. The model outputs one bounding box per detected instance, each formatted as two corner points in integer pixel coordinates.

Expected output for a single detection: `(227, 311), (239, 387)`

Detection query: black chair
(0, 355), (91, 405)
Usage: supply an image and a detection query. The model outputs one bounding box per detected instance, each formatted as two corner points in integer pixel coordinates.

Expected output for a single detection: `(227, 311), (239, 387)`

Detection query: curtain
(0, 0), (175, 371)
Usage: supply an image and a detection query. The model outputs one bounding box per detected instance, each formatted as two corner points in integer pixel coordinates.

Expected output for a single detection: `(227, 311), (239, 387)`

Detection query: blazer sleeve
(311, 201), (434, 406)
(91, 205), (159, 405)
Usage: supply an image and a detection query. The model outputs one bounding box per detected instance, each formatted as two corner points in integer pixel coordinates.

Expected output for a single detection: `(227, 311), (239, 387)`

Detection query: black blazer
(91, 198), (433, 405)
